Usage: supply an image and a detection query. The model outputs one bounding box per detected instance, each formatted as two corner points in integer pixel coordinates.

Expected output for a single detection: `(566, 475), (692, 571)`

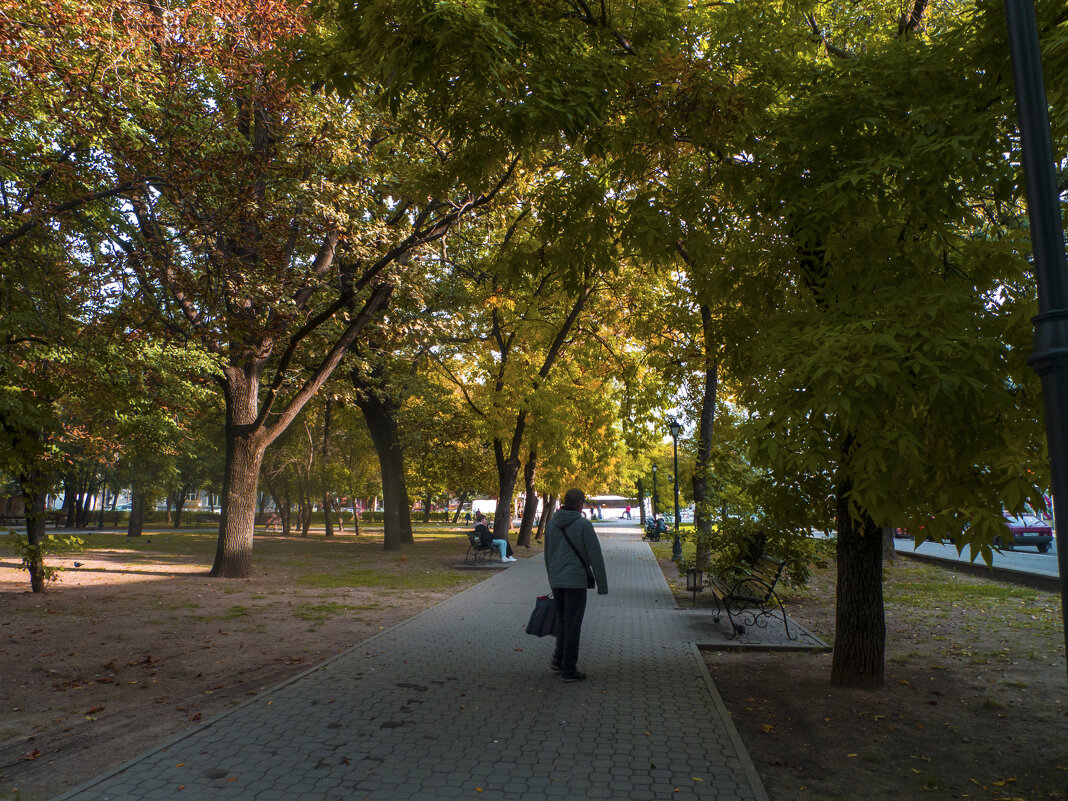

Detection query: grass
(297, 567), (472, 591)
(292, 602), (363, 624)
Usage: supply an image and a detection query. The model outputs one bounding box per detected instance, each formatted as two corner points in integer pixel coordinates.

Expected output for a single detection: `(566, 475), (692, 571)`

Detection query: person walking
(543, 488), (608, 682)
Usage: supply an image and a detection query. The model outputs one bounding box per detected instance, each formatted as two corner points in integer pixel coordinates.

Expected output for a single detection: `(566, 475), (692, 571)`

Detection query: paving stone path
(54, 523), (769, 801)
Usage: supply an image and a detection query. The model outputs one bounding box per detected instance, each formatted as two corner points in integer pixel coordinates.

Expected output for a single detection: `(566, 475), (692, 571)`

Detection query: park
(2, 0), (1067, 798)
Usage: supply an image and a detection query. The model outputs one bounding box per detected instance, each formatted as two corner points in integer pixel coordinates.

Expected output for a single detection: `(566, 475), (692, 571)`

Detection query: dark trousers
(551, 588), (588, 673)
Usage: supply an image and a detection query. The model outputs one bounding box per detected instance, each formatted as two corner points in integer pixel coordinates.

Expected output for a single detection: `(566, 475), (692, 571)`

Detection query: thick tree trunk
(210, 370), (268, 578)
(21, 468), (48, 593)
(492, 439), (521, 544)
(831, 468), (886, 689)
(516, 450), (538, 548)
(692, 310), (718, 571)
(636, 480), (647, 526)
(882, 527), (896, 564)
(422, 494), (433, 524)
(127, 487), (147, 537)
(355, 385), (412, 551)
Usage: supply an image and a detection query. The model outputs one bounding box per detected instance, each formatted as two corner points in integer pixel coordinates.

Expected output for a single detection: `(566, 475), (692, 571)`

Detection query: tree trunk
(165, 494), (174, 525)
(20, 468), (49, 593)
(882, 526), (896, 564)
(355, 383), (412, 551)
(62, 474), (76, 528)
(636, 479), (646, 526)
(331, 497), (345, 533)
(209, 370), (268, 578)
(98, 475), (108, 529)
(76, 476), (96, 528)
(127, 486), (147, 537)
(174, 484), (189, 528)
(516, 450), (538, 548)
(830, 466), (886, 689)
(280, 488), (292, 537)
(422, 493), (433, 524)
(492, 439), (521, 544)
(536, 494), (556, 542)
(692, 308), (718, 571)
(451, 492), (470, 524)
(321, 397), (334, 538)
(298, 484), (312, 537)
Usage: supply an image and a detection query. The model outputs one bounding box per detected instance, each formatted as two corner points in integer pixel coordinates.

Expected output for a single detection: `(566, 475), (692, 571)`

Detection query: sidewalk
(53, 525), (770, 801)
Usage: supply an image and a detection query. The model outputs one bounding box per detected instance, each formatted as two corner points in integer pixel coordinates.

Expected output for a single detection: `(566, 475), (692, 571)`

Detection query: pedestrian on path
(543, 488), (608, 682)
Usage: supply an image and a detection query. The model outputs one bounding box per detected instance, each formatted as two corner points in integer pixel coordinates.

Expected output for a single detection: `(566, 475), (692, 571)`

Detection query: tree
(5, 0), (524, 576)
(711, 0), (1057, 687)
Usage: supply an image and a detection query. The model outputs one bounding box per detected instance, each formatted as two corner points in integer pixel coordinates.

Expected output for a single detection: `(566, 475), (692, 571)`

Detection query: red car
(998, 512), (1054, 553)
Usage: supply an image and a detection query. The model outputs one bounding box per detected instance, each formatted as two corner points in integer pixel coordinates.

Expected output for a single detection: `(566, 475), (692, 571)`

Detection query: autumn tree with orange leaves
(2, 0), (521, 577)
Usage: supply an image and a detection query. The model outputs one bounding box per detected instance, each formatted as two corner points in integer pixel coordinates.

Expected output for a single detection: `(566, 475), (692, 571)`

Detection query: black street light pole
(669, 418), (683, 561)
(651, 463), (659, 519)
(1004, 0), (1068, 676)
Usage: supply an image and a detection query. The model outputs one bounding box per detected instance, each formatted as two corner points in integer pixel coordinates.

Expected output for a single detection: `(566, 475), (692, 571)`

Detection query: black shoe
(561, 671), (587, 682)
(549, 659), (561, 672)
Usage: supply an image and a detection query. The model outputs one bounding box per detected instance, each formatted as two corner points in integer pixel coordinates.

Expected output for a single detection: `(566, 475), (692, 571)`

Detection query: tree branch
(260, 282), (394, 445)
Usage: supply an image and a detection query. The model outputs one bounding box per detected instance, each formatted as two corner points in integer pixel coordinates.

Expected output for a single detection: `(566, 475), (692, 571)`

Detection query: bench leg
(767, 590), (794, 640)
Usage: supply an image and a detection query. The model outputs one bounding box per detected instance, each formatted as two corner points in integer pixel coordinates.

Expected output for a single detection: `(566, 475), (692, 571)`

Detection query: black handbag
(562, 522), (596, 589)
(526, 594), (559, 637)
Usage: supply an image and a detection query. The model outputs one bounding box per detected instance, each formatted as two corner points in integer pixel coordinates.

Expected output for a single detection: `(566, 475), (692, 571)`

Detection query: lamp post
(669, 418), (683, 561)
(651, 463), (659, 519)
(1004, 0), (1068, 674)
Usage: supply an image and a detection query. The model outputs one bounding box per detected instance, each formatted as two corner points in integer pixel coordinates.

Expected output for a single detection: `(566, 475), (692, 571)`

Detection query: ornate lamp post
(669, 418), (683, 561)
(1004, 0), (1068, 673)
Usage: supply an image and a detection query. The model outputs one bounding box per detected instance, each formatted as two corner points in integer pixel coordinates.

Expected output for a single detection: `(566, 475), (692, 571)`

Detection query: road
(894, 536), (1058, 575)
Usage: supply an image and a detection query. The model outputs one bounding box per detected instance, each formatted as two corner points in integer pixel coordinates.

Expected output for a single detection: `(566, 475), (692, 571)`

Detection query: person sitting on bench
(475, 512), (515, 562)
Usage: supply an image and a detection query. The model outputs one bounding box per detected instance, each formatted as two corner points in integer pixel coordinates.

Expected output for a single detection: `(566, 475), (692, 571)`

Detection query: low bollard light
(686, 568), (704, 608)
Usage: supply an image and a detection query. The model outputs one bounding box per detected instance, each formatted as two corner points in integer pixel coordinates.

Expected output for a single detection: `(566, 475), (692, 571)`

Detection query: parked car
(998, 511), (1053, 553)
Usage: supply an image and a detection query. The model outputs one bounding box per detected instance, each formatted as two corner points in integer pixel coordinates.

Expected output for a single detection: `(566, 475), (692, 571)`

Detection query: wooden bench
(465, 531), (499, 565)
(707, 554), (794, 640)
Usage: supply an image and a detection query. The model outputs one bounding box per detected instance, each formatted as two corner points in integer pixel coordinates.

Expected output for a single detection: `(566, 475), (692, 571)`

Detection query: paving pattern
(54, 524), (769, 801)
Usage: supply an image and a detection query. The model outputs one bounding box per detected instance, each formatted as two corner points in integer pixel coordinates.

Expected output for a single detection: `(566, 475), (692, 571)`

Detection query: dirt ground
(696, 556), (1068, 801)
(4, 528), (1066, 801)
(0, 527), (501, 801)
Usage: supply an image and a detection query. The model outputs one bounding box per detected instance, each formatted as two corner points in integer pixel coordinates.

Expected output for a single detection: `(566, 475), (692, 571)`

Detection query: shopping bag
(525, 593), (559, 637)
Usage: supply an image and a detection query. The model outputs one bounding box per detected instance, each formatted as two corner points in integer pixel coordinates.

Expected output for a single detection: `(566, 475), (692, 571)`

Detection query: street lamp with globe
(669, 418), (683, 561)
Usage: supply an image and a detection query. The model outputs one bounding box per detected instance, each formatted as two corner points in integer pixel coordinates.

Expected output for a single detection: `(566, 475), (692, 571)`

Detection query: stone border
(689, 641), (772, 801)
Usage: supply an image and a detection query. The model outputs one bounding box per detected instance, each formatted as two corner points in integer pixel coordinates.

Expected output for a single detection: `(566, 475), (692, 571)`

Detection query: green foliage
(681, 518), (833, 587)
(9, 533), (84, 584)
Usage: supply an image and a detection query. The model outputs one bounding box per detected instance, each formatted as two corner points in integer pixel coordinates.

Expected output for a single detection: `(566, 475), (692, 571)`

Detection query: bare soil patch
(663, 554), (1068, 801)
(0, 526), (517, 801)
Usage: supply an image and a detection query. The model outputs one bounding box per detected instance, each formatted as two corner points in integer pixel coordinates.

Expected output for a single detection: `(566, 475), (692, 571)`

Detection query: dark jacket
(474, 522), (493, 548)
(544, 508), (608, 594)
